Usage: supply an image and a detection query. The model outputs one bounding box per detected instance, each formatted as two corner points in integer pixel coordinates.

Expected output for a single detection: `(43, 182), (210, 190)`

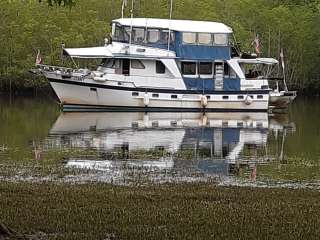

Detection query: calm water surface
(0, 97), (319, 188)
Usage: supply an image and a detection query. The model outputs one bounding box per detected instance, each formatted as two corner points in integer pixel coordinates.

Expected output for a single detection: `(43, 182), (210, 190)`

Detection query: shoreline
(0, 181), (319, 239)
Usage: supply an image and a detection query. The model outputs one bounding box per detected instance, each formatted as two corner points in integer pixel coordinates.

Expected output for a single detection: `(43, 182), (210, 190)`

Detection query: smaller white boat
(270, 90), (297, 109)
(269, 81), (297, 109)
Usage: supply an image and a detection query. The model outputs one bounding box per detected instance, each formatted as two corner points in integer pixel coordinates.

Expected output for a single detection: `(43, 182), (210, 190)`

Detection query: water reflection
(43, 112), (296, 185)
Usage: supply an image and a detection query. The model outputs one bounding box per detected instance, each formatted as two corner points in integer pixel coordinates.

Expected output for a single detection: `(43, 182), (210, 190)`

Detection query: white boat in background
(34, 18), (282, 112)
(269, 82), (297, 109)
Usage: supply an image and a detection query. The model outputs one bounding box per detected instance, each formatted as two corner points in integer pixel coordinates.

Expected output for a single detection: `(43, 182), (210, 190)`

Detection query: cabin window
(199, 62), (213, 75)
(222, 96), (229, 100)
(181, 62), (197, 75)
(214, 34), (228, 45)
(237, 95), (244, 99)
(171, 95), (178, 99)
(147, 29), (160, 43)
(152, 93), (159, 98)
(198, 33), (212, 45)
(257, 95), (263, 99)
(131, 59), (145, 69)
(132, 92), (139, 97)
(132, 27), (145, 43)
(160, 30), (174, 44)
(101, 59), (120, 69)
(182, 32), (197, 44)
(156, 61), (166, 74)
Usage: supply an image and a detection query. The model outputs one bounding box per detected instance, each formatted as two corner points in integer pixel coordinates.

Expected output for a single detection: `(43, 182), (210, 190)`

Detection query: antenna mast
(121, 0), (127, 19)
(129, 0), (134, 48)
(167, 0), (173, 53)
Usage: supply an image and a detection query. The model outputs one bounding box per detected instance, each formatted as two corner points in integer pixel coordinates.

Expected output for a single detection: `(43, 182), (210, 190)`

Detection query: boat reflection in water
(47, 112), (295, 184)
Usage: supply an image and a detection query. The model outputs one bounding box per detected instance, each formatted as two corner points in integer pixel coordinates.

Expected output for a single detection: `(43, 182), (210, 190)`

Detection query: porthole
(152, 121), (159, 127)
(131, 122), (139, 128)
(170, 121), (177, 127)
(171, 95), (178, 99)
(237, 122), (244, 127)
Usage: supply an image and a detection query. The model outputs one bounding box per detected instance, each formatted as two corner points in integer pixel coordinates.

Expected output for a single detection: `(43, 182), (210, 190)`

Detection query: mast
(121, 0), (127, 19)
(167, 0), (173, 53)
(129, 0), (134, 48)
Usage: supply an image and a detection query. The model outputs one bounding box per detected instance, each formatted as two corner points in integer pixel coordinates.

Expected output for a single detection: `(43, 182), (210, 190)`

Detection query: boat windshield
(113, 24), (130, 43)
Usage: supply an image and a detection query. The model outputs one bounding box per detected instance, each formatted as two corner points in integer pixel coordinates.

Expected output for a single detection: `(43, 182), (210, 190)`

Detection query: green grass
(0, 182), (319, 240)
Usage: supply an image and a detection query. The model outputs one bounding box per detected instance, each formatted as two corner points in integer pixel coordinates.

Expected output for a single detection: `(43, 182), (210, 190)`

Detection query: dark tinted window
(224, 63), (230, 75)
(156, 61), (166, 74)
(181, 62), (197, 75)
(199, 62), (213, 75)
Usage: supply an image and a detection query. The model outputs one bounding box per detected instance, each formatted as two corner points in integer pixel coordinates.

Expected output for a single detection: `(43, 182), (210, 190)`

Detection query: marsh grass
(0, 182), (319, 240)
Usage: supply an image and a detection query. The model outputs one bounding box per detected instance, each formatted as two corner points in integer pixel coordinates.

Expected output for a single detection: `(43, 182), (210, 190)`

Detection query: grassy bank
(0, 182), (319, 240)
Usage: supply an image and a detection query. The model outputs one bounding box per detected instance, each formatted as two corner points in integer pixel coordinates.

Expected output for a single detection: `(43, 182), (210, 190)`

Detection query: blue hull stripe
(62, 104), (268, 113)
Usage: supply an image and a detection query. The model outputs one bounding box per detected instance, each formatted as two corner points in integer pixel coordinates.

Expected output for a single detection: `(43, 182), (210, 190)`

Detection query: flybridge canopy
(113, 18), (233, 34)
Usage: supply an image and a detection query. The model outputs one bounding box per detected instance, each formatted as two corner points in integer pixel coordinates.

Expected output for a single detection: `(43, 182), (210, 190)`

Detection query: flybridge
(112, 18), (233, 60)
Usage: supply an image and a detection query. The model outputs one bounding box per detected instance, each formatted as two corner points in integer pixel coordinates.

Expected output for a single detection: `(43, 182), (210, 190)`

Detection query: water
(0, 97), (319, 188)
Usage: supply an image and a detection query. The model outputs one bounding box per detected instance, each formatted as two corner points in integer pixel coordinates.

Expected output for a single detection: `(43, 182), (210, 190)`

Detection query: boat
(269, 81), (297, 109)
(35, 18), (281, 112)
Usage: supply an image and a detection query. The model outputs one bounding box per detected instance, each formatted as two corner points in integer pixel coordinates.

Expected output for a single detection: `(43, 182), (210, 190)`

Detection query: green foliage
(0, 0), (319, 91)
(39, 0), (76, 7)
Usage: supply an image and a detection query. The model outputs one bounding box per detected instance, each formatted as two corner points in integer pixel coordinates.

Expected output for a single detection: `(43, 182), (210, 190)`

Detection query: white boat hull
(269, 91), (297, 109)
(49, 80), (269, 112)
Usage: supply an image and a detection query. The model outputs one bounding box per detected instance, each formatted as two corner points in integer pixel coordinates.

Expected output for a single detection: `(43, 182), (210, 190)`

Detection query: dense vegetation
(1, 182), (320, 239)
(0, 0), (319, 94)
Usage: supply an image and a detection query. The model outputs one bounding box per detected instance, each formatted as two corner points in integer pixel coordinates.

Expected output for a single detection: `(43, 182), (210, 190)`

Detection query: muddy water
(0, 97), (319, 188)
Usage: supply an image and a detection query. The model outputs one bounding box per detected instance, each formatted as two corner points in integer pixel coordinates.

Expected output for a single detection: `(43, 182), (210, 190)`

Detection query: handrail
(36, 64), (74, 71)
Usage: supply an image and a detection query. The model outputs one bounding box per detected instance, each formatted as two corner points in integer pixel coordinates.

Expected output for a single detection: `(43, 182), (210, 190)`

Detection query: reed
(0, 182), (319, 240)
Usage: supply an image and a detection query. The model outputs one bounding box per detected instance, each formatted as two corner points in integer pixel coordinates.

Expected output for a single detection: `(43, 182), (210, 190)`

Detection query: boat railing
(36, 64), (74, 72)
